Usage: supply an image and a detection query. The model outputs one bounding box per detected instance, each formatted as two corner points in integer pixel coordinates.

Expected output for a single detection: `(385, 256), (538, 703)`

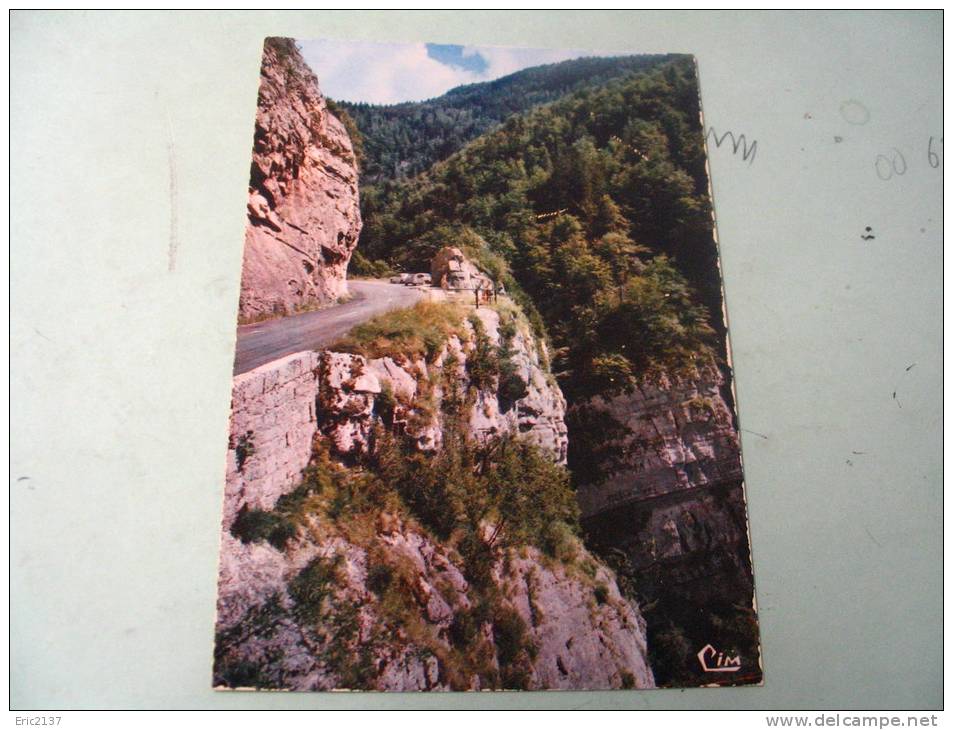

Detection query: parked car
(389, 273), (411, 284)
(406, 273), (432, 286)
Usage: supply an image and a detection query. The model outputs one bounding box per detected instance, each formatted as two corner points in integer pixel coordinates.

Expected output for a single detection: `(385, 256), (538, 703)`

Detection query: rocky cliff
(216, 302), (653, 690)
(574, 360), (742, 520)
(216, 524), (653, 691)
(315, 306), (568, 463)
(573, 360), (760, 685)
(238, 38), (361, 322)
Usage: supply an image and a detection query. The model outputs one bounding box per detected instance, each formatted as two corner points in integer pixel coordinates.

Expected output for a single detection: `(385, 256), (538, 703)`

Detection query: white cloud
(297, 38), (595, 105)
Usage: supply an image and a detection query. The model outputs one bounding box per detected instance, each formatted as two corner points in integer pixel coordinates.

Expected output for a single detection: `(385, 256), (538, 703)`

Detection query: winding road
(233, 279), (425, 375)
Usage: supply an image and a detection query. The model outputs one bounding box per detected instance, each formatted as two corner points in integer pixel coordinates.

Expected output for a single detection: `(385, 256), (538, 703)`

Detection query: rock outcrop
(315, 307), (568, 463)
(238, 37), (361, 322)
(575, 359), (759, 685)
(216, 304), (653, 690)
(215, 522), (654, 691)
(575, 360), (742, 519)
(431, 246), (494, 291)
(221, 305), (568, 530)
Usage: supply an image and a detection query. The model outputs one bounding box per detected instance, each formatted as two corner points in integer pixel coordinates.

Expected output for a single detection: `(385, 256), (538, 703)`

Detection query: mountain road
(233, 279), (425, 375)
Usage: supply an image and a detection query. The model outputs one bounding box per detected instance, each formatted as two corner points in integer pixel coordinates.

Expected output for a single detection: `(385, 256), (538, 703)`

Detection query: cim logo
(697, 644), (741, 673)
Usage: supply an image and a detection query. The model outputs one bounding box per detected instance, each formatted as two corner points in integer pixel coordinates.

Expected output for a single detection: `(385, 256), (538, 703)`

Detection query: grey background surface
(10, 10), (942, 710)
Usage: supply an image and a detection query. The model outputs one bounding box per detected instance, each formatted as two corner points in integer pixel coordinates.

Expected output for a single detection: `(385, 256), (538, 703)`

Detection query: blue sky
(297, 39), (593, 105)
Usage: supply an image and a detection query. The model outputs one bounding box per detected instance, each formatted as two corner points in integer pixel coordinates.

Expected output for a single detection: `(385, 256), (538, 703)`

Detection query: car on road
(389, 273), (411, 284)
(405, 273), (432, 287)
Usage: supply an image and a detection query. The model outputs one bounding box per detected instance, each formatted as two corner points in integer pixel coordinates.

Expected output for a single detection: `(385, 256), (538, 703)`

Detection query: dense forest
(350, 56), (725, 406)
(335, 54), (679, 184)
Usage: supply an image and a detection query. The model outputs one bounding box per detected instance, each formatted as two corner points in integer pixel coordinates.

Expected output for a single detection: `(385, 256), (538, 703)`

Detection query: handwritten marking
(741, 428), (768, 440)
(706, 127), (757, 165)
(928, 136), (942, 168)
(861, 226), (875, 241)
(876, 139), (940, 181)
(875, 149), (906, 181)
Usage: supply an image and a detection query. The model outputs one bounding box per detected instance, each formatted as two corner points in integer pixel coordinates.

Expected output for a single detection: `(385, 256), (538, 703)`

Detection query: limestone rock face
(575, 360), (742, 519)
(216, 307), (651, 690)
(576, 360), (755, 611)
(431, 246), (493, 291)
(500, 547), (654, 690)
(220, 308), (568, 539)
(315, 307), (569, 463)
(238, 38), (361, 322)
(215, 518), (654, 691)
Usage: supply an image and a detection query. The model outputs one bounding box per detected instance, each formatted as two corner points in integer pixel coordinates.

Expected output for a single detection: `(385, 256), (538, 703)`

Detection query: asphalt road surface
(233, 279), (425, 375)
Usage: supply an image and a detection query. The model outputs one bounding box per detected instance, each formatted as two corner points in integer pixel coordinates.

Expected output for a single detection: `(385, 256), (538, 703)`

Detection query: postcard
(214, 36), (761, 691)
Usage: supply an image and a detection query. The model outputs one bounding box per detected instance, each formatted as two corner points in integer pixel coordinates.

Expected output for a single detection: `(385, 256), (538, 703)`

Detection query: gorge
(215, 36), (760, 691)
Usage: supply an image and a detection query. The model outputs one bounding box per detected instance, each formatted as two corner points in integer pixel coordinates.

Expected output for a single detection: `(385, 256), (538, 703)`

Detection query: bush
(234, 431), (255, 472)
(465, 314), (500, 390)
(230, 505), (296, 549)
(498, 371), (528, 410)
(349, 249), (391, 277)
(493, 605), (536, 690)
(495, 313), (528, 410)
(366, 562), (393, 595)
(374, 381), (397, 425)
(289, 555), (342, 625)
(215, 658), (280, 689)
(449, 609), (479, 649)
(332, 301), (465, 362)
(541, 520), (580, 564)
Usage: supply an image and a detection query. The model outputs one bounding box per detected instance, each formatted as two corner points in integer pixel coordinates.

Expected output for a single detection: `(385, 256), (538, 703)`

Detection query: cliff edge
(239, 38), (362, 322)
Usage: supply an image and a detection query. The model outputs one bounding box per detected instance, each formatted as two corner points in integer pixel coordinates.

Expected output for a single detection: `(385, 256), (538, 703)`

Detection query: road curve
(233, 279), (425, 375)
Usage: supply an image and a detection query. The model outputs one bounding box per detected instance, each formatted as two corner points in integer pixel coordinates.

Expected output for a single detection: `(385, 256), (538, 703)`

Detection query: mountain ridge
(334, 53), (683, 183)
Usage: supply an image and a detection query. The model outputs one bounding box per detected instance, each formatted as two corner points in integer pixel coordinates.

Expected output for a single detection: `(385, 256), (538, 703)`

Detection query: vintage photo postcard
(214, 37), (761, 691)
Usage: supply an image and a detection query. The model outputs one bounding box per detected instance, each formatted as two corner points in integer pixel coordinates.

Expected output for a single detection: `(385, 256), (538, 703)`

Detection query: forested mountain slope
(346, 55), (761, 685)
(355, 56), (724, 402)
(335, 53), (680, 184)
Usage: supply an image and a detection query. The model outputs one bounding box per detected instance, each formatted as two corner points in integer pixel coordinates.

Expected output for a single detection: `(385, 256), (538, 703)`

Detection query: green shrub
(215, 658), (280, 689)
(332, 301), (465, 362)
(449, 609), (479, 649)
(230, 505), (296, 549)
(366, 562), (393, 596)
(234, 431), (255, 472)
(349, 249), (391, 277)
(289, 555), (342, 625)
(374, 381), (397, 425)
(493, 606), (529, 666)
(495, 313), (528, 410)
(493, 605), (536, 690)
(498, 371), (528, 409)
(593, 583), (610, 605)
(541, 520), (580, 564)
(466, 314), (500, 390)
